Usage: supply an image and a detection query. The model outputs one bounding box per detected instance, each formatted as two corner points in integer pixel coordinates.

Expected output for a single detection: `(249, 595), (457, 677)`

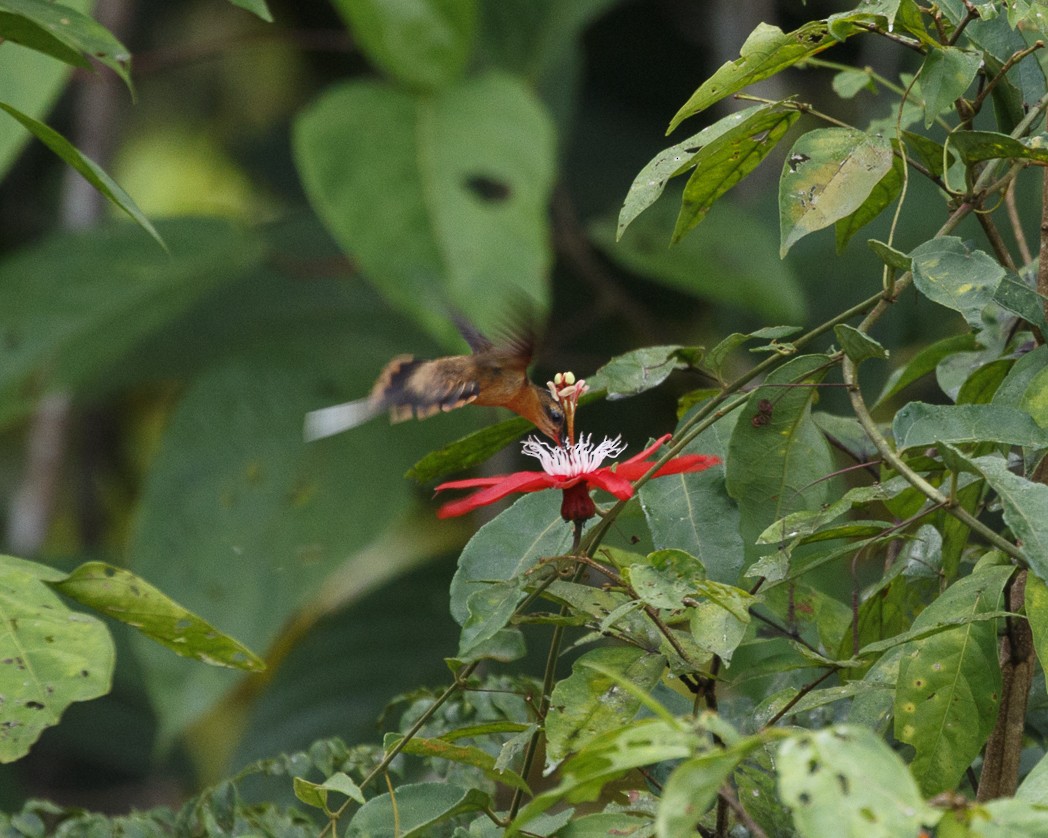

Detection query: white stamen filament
(522, 433), (627, 477)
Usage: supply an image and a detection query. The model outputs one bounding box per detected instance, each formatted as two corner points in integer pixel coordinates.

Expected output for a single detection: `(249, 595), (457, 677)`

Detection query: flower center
(521, 433), (627, 477)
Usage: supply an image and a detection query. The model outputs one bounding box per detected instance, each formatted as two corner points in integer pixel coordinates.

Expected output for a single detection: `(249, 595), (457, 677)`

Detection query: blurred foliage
(2, 0), (1048, 835)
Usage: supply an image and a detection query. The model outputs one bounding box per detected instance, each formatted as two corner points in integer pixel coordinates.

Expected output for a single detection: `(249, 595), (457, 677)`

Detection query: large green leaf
(128, 290), (461, 747)
(667, 21), (838, 132)
(673, 104), (799, 242)
(779, 127), (894, 257)
(994, 275), (1048, 339)
(892, 402), (1048, 450)
(294, 73), (554, 345)
(0, 218), (262, 428)
(640, 409), (745, 583)
(331, 0), (476, 90)
(346, 783), (490, 838)
(777, 725), (937, 837)
(595, 200), (805, 321)
(53, 562), (264, 672)
(834, 145), (904, 253)
(893, 563), (1012, 796)
(544, 646), (666, 766)
(449, 491), (573, 625)
(0, 103), (161, 247)
(725, 354), (836, 556)
(909, 237), (1007, 328)
(0, 0), (131, 87)
(0, 555), (113, 763)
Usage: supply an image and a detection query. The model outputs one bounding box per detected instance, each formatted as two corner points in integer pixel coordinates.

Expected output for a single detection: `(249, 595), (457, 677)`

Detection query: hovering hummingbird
(304, 318), (566, 443)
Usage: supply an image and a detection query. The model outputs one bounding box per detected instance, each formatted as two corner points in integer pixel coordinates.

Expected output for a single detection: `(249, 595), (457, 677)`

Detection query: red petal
(436, 471), (558, 518)
(615, 454), (721, 482)
(585, 468), (636, 500)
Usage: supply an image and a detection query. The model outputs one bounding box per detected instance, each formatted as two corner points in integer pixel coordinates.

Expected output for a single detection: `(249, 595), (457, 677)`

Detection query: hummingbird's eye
(548, 406), (565, 425)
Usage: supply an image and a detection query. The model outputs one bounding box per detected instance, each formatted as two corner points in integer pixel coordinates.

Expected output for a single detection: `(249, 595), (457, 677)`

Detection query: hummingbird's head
(534, 386), (566, 444)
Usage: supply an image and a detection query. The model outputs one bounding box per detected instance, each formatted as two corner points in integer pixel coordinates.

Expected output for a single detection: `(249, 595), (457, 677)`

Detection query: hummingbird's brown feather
(305, 315), (565, 443)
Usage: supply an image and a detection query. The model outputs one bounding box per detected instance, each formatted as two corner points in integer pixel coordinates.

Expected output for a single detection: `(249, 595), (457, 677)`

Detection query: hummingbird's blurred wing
(303, 398), (381, 441)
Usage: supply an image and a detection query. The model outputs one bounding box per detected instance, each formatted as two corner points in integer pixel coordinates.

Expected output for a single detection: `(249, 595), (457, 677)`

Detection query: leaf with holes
(778, 725), (937, 837)
(909, 237), (1007, 328)
(53, 562), (264, 671)
(0, 555), (113, 763)
(835, 144), (904, 252)
(893, 563), (1012, 795)
(779, 127), (894, 257)
(294, 74), (554, 345)
(668, 21), (838, 131)
(544, 646), (666, 767)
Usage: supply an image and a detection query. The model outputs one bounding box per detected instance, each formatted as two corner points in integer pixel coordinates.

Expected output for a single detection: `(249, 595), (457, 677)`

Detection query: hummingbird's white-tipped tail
(303, 399), (380, 441)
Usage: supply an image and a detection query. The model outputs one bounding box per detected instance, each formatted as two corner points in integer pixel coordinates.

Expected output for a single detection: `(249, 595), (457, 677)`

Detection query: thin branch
(1005, 184), (1034, 266)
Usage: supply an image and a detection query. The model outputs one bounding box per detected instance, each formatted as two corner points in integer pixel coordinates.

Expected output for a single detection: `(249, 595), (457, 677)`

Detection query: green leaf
(994, 275), (1048, 338)
(756, 483), (897, 545)
(640, 412), (745, 584)
(658, 748), (758, 836)
(892, 402), (1048, 450)
(705, 325), (803, 381)
(589, 345), (694, 399)
(545, 646), (666, 766)
(294, 74), (554, 344)
(777, 725), (937, 837)
(509, 717), (698, 835)
(674, 104), (799, 242)
(779, 127), (894, 257)
(53, 562), (264, 672)
(331, 0), (476, 90)
(391, 734), (530, 792)
(919, 46), (981, 126)
(618, 103), (769, 237)
(227, 0), (273, 21)
(0, 0), (131, 87)
(407, 415), (534, 484)
(894, 564), (1012, 795)
(450, 491), (573, 625)
(832, 66), (876, 98)
(596, 201), (805, 321)
(875, 332), (979, 407)
(1025, 573), (1048, 693)
(627, 549), (706, 610)
(128, 290), (463, 747)
(835, 324), (888, 365)
(293, 772), (364, 812)
(903, 130), (954, 178)
(949, 130), (1048, 164)
(941, 798), (1048, 837)
(0, 555), (113, 763)
(867, 238), (913, 273)
(909, 237), (1007, 328)
(0, 0), (90, 179)
(960, 454), (1048, 578)
(0, 218), (262, 428)
(725, 354), (836, 555)
(0, 103), (162, 248)
(346, 783), (491, 838)
(688, 581), (753, 663)
(667, 21), (838, 131)
(835, 145), (905, 252)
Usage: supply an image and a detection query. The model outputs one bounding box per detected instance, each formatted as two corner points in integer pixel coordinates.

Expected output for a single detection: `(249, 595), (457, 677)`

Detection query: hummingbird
(304, 318), (566, 444)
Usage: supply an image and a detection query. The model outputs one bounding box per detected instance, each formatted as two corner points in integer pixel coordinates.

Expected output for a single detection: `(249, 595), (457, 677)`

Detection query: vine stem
(507, 520), (585, 821)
